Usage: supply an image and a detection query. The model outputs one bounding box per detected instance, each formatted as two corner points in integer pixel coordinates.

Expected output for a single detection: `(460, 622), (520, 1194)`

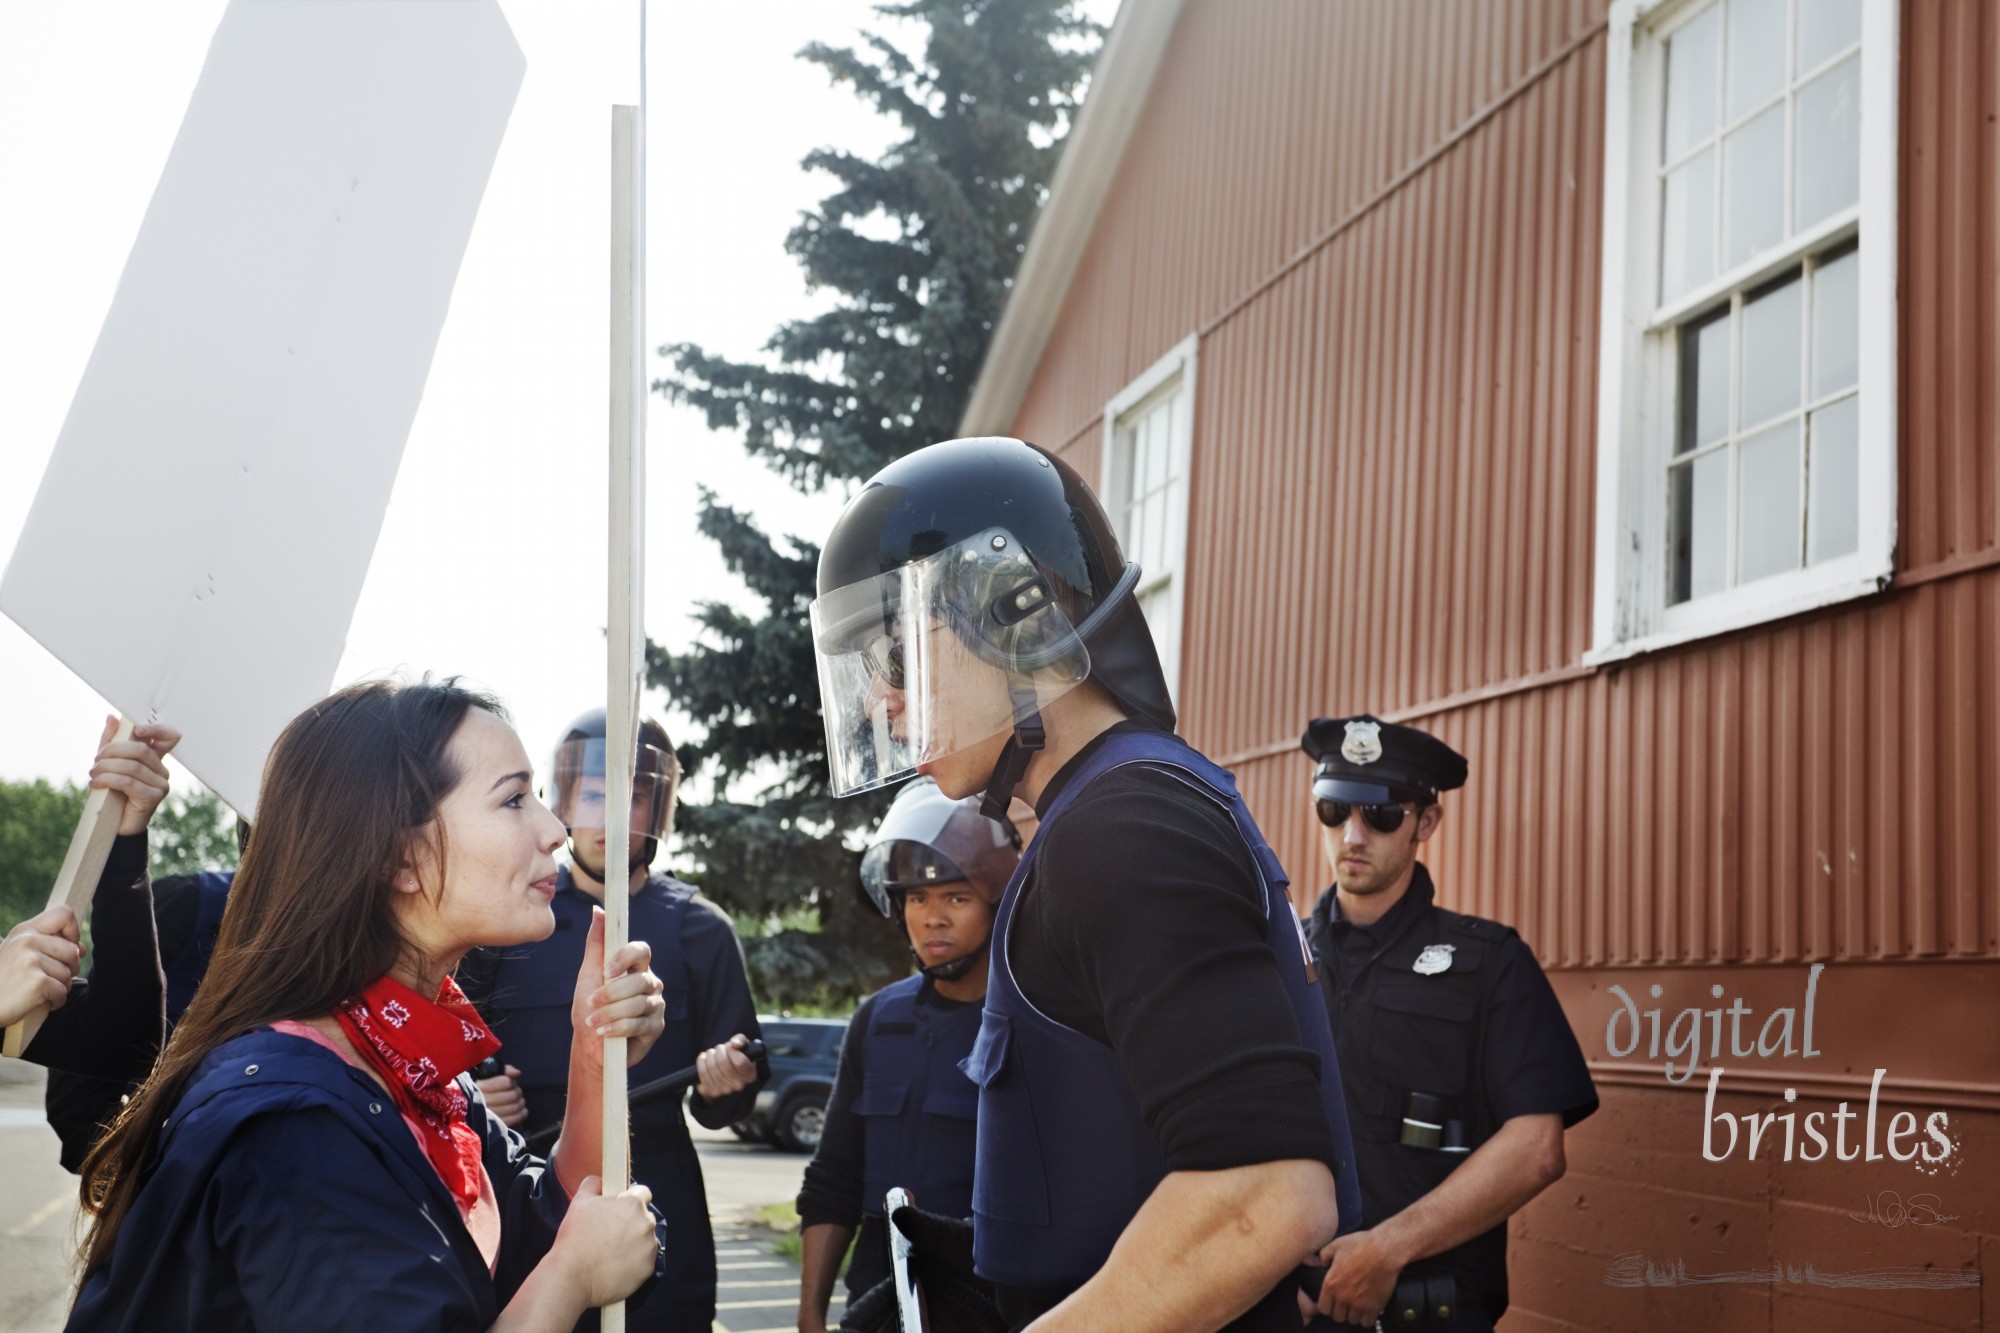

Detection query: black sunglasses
(1315, 798), (1416, 834)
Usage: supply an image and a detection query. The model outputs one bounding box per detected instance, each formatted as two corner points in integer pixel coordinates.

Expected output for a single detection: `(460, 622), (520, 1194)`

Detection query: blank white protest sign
(0, 0), (525, 816)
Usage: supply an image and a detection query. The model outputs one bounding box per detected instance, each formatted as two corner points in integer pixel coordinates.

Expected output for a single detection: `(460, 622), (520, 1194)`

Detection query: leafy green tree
(0, 778), (240, 936)
(0, 778), (87, 933)
(148, 787), (242, 879)
(652, 0), (1096, 1009)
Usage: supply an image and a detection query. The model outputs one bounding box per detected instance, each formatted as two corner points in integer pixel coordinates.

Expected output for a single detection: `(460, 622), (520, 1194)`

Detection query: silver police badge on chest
(1412, 943), (1455, 976)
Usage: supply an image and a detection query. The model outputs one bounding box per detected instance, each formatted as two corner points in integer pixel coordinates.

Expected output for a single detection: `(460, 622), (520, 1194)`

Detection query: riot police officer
(794, 778), (1018, 1333)
(811, 436), (1360, 1332)
(460, 709), (767, 1332)
(1300, 715), (1597, 1331)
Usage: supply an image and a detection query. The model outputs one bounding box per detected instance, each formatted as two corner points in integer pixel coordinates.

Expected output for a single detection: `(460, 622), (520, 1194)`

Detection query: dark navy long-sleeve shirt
(23, 833), (164, 1084)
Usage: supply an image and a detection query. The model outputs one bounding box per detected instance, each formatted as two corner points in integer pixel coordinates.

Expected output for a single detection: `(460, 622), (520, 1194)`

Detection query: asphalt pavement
(0, 1062), (822, 1332)
(0, 1059), (80, 1331)
(689, 1121), (834, 1333)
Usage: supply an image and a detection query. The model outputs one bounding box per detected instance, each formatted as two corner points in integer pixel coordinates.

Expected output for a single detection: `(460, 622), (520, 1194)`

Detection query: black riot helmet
(549, 708), (681, 874)
(812, 437), (1175, 816)
(858, 778), (1019, 983)
(858, 778), (1020, 915)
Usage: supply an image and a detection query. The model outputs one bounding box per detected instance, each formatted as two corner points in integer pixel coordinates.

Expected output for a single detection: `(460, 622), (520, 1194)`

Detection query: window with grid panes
(1660, 0), (1860, 603)
(1591, 0), (1893, 660)
(1669, 246), (1860, 602)
(1102, 336), (1196, 703)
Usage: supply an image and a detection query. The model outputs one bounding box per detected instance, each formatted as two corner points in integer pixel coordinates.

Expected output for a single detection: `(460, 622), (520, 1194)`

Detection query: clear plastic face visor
(858, 842), (969, 919)
(811, 528), (1091, 797)
(549, 738), (675, 842)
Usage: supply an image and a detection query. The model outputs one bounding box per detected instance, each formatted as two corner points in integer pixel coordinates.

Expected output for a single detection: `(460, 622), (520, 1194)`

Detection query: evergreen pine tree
(651, 0), (1097, 1008)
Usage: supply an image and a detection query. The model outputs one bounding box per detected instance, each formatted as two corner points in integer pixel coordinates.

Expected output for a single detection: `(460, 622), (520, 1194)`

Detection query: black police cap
(1301, 714), (1469, 806)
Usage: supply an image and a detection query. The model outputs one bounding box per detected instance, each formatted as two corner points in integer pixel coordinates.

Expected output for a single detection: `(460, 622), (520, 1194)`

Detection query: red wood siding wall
(1005, 0), (2000, 1327)
(1017, 0), (2000, 970)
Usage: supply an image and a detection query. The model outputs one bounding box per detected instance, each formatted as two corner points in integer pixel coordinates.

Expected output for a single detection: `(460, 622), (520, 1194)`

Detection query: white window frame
(1100, 333), (1198, 704)
(1588, 0), (1898, 664)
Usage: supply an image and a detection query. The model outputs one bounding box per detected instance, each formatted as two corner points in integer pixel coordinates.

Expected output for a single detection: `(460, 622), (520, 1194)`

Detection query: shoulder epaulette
(1442, 911), (1517, 941)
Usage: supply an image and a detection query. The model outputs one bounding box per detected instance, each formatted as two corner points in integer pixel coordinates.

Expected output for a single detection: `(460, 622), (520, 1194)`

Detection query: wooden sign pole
(602, 97), (646, 1332)
(1, 717), (135, 1059)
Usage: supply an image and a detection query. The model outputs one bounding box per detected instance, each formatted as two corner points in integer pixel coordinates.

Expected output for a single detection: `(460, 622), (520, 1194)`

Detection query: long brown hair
(77, 677), (504, 1280)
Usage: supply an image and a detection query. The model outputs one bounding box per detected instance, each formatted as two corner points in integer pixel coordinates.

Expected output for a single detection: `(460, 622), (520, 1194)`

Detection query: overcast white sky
(0, 0), (1114, 798)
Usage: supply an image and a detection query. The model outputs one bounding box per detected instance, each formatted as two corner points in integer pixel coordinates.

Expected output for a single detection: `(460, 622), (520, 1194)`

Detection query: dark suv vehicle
(735, 1015), (848, 1152)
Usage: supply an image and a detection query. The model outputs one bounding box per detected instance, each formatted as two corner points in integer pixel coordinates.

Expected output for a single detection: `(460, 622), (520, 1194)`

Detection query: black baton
(517, 1038), (767, 1153)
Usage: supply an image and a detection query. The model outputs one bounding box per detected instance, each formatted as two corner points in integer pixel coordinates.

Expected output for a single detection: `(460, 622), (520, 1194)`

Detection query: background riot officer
(811, 436), (1360, 1333)
(1300, 716), (1597, 1331)
(794, 778), (1017, 1333)
(460, 708), (767, 1333)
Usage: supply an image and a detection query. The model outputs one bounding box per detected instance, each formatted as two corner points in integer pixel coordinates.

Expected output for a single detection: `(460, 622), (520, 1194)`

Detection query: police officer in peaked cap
(811, 436), (1360, 1332)
(1300, 715), (1597, 1331)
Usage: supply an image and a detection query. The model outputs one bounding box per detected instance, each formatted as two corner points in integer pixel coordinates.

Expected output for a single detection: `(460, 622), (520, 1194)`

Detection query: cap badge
(1341, 720), (1384, 765)
(1413, 943), (1455, 976)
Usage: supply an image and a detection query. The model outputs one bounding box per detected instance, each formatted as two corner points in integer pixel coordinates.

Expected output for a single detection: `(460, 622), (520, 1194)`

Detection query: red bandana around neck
(335, 974), (502, 1210)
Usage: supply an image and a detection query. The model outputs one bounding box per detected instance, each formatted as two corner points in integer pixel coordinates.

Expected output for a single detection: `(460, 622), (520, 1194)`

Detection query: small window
(1101, 335), (1197, 704)
(1666, 247), (1859, 603)
(1592, 0), (1893, 661)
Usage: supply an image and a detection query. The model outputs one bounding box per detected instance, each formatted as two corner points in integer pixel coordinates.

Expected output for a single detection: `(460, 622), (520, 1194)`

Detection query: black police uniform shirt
(998, 721), (1344, 1333)
(1306, 863), (1597, 1317)
(796, 976), (983, 1303)
(460, 867), (766, 1332)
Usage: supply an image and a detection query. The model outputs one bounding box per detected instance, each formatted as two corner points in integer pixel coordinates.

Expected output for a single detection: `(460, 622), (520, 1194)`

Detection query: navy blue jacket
(67, 1026), (610, 1332)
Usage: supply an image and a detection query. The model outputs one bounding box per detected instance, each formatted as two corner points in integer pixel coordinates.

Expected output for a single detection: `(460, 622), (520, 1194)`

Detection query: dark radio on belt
(1398, 1092), (1473, 1155)
(1399, 1092), (1445, 1149)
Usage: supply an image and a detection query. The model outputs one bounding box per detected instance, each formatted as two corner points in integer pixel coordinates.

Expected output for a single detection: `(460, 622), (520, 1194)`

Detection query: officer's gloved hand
(888, 1206), (1005, 1333)
(838, 1275), (899, 1333)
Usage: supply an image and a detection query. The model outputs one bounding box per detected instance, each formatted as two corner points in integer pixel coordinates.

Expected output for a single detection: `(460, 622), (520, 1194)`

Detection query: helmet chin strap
(914, 933), (992, 983)
(980, 681), (1046, 822)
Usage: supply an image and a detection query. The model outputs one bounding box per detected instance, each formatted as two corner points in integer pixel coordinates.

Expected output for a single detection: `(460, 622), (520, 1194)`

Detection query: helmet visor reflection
(549, 737), (676, 840)
(858, 841), (968, 917)
(810, 528), (1091, 797)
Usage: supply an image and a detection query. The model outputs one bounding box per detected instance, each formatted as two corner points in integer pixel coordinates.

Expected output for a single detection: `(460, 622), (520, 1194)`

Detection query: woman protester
(68, 679), (668, 1332)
